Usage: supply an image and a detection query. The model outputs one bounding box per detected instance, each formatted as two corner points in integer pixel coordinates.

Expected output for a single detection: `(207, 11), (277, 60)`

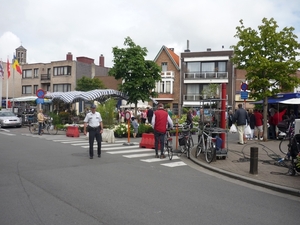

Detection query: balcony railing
(161, 71), (175, 79)
(41, 74), (51, 81)
(183, 94), (220, 101)
(184, 72), (228, 80)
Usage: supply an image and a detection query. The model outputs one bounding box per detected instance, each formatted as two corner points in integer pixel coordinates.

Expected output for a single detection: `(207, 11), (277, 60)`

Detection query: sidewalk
(188, 137), (300, 197)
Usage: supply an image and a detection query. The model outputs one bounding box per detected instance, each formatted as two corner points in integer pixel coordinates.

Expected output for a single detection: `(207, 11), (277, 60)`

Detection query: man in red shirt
(253, 109), (263, 140)
(151, 103), (173, 158)
(272, 108), (287, 139)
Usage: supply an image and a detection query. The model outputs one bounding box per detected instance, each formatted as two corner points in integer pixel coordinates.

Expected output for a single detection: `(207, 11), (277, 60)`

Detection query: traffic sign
(241, 83), (248, 91)
(240, 91), (248, 99)
(125, 111), (131, 120)
(36, 89), (45, 98)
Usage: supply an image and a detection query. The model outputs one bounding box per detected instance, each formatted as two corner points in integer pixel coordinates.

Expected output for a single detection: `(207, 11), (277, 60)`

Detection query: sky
(0, 0), (299, 68)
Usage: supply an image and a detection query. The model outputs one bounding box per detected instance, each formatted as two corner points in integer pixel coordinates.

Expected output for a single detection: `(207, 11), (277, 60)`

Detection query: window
(187, 84), (199, 94)
(23, 69), (32, 78)
(161, 62), (167, 72)
(187, 62), (200, 72)
(53, 66), (71, 76)
(217, 62), (226, 72)
(34, 68), (39, 78)
(33, 85), (38, 94)
(22, 85), (32, 94)
(53, 84), (71, 92)
(201, 62), (215, 72)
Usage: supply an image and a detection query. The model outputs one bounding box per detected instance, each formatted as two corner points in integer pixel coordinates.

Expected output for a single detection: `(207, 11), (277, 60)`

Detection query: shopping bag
(244, 125), (251, 135)
(229, 124), (237, 133)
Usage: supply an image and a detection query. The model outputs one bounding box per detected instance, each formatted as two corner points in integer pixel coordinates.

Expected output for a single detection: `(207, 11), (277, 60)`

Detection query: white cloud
(0, 0), (299, 67)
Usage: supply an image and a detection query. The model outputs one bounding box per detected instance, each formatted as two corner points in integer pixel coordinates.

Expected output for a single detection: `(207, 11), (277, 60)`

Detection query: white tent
(10, 96), (37, 102)
(279, 98), (300, 104)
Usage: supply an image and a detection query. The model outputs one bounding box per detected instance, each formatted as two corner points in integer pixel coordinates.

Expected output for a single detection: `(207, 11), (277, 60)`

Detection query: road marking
(101, 145), (139, 151)
(123, 153), (154, 158)
(0, 132), (15, 136)
(107, 148), (151, 154)
(141, 156), (180, 162)
(161, 162), (186, 167)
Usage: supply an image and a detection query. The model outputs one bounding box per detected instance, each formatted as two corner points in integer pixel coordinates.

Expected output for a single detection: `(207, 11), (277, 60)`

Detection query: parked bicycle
(195, 124), (216, 163)
(178, 123), (194, 159)
(164, 129), (173, 160)
(279, 121), (294, 157)
(29, 117), (58, 135)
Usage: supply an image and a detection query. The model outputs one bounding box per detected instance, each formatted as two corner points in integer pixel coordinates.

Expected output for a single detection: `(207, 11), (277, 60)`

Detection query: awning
(279, 98), (300, 104)
(44, 89), (158, 104)
(252, 93), (300, 104)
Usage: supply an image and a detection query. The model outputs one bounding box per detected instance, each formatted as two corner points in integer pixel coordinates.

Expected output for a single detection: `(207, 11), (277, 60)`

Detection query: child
(131, 117), (139, 138)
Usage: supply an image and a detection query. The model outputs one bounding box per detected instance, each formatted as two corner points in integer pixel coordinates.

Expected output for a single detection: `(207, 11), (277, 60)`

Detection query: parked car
(0, 111), (22, 128)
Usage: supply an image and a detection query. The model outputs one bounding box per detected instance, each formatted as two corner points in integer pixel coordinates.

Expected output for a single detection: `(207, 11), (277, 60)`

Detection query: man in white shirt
(84, 104), (103, 159)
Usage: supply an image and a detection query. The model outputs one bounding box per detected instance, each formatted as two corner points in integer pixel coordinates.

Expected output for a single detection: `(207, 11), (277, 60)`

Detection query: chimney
(99, 54), (104, 67)
(66, 52), (73, 61)
(207, 48), (211, 51)
(184, 40), (190, 52)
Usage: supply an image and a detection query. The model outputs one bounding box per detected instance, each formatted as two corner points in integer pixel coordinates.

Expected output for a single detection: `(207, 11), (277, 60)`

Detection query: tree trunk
(263, 96), (269, 141)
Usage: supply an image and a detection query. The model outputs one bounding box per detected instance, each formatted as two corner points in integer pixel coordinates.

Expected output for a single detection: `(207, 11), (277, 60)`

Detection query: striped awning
(44, 89), (158, 104)
(44, 89), (127, 103)
(44, 91), (84, 103)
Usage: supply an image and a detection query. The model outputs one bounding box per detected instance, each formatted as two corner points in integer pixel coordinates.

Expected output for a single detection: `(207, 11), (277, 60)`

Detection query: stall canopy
(279, 98), (300, 104)
(252, 93), (300, 104)
(43, 89), (158, 104)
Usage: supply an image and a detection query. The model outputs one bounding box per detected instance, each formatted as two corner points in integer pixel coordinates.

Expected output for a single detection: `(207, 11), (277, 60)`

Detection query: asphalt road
(0, 127), (299, 225)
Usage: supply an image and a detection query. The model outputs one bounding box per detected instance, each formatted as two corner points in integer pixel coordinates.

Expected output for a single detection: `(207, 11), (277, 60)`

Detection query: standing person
(253, 109), (263, 140)
(233, 104), (249, 145)
(140, 109), (147, 124)
(228, 110), (234, 129)
(83, 104), (104, 159)
(131, 117), (139, 138)
(151, 103), (173, 158)
(146, 107), (153, 124)
(186, 108), (193, 128)
(248, 109), (256, 140)
(273, 108), (287, 139)
(37, 109), (45, 136)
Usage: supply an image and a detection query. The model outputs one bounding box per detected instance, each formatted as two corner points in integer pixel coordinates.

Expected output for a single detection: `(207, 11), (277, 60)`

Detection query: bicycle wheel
(279, 136), (290, 155)
(186, 138), (191, 159)
(47, 124), (58, 135)
(195, 135), (204, 158)
(29, 123), (38, 134)
(167, 146), (173, 160)
(205, 146), (215, 163)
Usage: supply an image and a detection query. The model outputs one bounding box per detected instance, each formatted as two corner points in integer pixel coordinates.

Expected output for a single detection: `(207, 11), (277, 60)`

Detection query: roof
(153, 46), (180, 70)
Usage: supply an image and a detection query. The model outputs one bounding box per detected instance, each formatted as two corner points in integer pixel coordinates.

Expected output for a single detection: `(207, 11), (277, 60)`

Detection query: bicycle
(279, 121), (294, 156)
(178, 123), (194, 159)
(164, 129), (173, 160)
(195, 124), (216, 163)
(29, 118), (58, 135)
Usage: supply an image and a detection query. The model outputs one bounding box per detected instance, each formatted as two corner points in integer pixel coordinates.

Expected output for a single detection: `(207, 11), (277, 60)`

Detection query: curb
(189, 154), (300, 197)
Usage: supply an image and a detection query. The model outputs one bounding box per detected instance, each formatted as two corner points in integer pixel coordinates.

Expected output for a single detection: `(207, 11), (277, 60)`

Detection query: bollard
(249, 147), (258, 174)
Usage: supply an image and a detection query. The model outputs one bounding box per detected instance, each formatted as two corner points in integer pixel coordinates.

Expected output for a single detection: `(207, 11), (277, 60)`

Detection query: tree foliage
(231, 18), (300, 140)
(108, 37), (161, 110)
(75, 76), (106, 91)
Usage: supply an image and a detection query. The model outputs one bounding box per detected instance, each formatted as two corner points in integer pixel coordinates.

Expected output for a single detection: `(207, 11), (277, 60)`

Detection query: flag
(7, 58), (10, 78)
(13, 55), (22, 75)
(0, 60), (4, 79)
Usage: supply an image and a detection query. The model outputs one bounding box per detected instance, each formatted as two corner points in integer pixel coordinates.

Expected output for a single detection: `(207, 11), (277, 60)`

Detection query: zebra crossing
(22, 133), (187, 168)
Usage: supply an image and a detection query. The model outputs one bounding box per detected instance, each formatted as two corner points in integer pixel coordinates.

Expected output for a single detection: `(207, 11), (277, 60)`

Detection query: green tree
(98, 99), (116, 128)
(109, 37), (161, 115)
(231, 18), (300, 140)
(75, 76), (106, 91)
